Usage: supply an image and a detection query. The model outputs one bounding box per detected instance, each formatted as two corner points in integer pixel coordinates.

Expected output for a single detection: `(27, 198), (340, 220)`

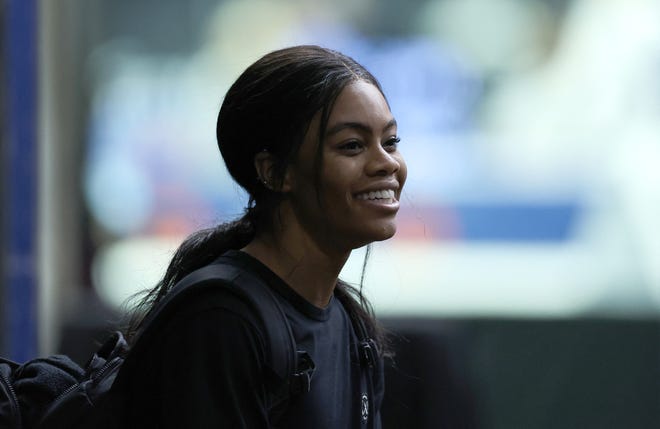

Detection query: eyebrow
(325, 118), (397, 137)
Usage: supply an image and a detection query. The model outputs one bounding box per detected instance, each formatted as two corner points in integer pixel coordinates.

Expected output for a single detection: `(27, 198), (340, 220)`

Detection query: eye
(383, 136), (401, 152)
(338, 140), (364, 154)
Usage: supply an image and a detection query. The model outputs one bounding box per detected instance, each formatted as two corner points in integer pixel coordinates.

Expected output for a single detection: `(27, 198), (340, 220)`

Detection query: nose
(366, 145), (400, 177)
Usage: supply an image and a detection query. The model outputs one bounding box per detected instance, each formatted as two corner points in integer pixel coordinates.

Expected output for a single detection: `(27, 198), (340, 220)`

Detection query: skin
(244, 80), (407, 308)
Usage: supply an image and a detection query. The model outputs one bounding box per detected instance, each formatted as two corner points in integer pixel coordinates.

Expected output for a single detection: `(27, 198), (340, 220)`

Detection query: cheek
(322, 176), (353, 208)
(321, 160), (357, 201)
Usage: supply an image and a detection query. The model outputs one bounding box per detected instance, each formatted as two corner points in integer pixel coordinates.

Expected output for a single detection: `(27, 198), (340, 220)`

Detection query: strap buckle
(359, 339), (376, 369)
(290, 351), (316, 394)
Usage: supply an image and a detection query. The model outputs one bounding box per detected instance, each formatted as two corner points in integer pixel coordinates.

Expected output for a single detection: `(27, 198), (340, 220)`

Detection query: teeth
(356, 189), (395, 201)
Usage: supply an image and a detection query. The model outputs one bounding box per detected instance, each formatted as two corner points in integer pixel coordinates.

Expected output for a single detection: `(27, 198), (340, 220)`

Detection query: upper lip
(354, 181), (400, 195)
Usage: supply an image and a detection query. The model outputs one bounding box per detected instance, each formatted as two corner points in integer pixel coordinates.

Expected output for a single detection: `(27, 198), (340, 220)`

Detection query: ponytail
(122, 214), (255, 343)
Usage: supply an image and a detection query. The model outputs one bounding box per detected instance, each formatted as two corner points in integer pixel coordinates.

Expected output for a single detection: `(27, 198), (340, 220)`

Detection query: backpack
(0, 257), (379, 429)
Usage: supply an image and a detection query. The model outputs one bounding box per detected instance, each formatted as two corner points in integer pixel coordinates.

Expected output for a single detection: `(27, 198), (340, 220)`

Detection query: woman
(122, 45), (407, 428)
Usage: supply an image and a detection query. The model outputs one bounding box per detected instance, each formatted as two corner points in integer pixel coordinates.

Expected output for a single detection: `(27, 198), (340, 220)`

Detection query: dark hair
(124, 45), (391, 356)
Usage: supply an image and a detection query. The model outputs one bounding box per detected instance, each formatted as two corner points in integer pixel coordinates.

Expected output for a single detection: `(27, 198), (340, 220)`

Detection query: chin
(350, 223), (398, 248)
(373, 226), (397, 242)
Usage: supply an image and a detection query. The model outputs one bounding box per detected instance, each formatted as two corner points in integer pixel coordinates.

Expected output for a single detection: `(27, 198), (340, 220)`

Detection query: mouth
(355, 189), (397, 204)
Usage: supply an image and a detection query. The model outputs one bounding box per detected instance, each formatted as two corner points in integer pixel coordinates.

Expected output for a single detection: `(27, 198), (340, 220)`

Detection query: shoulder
(138, 257), (292, 360)
(127, 283), (271, 386)
(156, 274), (270, 348)
(155, 255), (277, 333)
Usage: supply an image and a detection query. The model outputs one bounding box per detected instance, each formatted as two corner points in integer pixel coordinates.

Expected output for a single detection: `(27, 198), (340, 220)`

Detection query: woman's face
(285, 80), (407, 252)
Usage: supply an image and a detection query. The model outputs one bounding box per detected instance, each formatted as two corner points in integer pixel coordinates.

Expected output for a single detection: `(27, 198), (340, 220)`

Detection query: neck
(242, 225), (350, 309)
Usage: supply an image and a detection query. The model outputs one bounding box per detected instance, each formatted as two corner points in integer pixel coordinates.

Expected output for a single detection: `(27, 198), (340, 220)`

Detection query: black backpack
(1, 258), (348, 429)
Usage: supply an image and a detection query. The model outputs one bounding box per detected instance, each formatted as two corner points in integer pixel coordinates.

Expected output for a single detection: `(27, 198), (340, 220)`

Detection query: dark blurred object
(1, 0), (39, 361)
(0, 0), (6, 357)
(465, 318), (660, 429)
(382, 319), (477, 428)
(380, 317), (660, 429)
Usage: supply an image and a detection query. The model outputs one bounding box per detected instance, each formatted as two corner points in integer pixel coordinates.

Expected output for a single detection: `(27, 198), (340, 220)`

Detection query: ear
(254, 151), (293, 193)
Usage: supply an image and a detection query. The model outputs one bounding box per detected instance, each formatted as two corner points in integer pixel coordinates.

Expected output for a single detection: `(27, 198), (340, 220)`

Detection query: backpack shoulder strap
(130, 259), (294, 380)
(121, 257), (313, 417)
(343, 305), (379, 429)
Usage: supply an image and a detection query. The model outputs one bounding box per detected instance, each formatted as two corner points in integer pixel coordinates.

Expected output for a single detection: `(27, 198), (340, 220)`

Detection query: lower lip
(355, 197), (400, 211)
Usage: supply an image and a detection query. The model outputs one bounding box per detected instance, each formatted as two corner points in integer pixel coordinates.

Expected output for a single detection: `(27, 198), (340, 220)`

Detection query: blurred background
(3, 0), (660, 427)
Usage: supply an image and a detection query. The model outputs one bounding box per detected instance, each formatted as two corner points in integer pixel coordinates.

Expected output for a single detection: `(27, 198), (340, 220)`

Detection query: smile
(355, 189), (396, 202)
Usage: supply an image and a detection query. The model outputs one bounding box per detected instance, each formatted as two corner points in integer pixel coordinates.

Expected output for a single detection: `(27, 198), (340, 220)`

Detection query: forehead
(326, 80), (393, 127)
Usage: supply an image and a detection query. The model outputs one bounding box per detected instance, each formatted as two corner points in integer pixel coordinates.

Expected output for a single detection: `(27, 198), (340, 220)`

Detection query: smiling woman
(256, 80), (407, 281)
(100, 45), (407, 429)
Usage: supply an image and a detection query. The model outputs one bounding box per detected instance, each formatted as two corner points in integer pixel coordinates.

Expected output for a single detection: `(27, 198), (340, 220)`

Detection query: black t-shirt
(123, 250), (384, 428)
